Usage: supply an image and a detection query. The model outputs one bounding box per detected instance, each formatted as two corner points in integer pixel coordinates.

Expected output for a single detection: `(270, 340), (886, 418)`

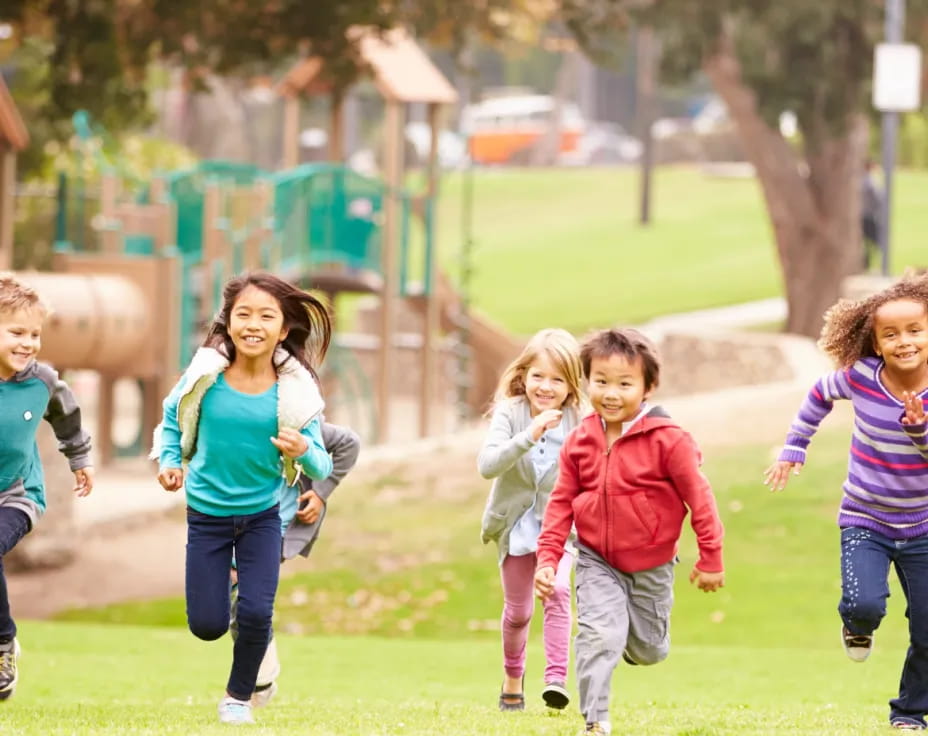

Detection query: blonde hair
(491, 328), (584, 410)
(818, 271), (928, 368)
(0, 273), (48, 319)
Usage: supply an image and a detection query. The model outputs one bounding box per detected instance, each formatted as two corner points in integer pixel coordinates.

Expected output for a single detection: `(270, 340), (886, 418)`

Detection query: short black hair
(580, 327), (661, 391)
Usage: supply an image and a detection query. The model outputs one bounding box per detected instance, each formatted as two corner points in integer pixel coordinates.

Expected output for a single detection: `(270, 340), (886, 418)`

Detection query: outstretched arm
(764, 371), (850, 491)
(666, 434), (724, 578)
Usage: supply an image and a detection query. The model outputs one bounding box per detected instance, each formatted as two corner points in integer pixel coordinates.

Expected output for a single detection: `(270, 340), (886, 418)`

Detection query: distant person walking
(477, 328), (584, 712)
(154, 272), (333, 725)
(861, 158), (884, 272)
(534, 328), (724, 736)
(765, 272), (928, 731)
(0, 274), (94, 701)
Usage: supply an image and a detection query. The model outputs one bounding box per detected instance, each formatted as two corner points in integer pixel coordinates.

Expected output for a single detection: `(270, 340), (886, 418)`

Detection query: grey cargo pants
(575, 543), (674, 724)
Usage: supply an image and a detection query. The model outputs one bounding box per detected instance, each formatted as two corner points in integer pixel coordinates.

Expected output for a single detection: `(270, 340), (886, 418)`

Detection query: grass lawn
(427, 167), (928, 336)
(19, 424), (919, 734)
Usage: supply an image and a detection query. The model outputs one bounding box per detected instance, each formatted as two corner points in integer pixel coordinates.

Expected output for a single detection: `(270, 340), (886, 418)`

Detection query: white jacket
(151, 346), (324, 487)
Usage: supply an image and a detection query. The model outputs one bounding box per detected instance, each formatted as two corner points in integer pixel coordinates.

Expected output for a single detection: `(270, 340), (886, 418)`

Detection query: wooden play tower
(278, 27), (458, 441)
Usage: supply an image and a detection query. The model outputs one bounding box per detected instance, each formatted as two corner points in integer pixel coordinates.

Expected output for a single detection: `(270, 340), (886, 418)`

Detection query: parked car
(560, 122), (643, 166)
(460, 94), (585, 165)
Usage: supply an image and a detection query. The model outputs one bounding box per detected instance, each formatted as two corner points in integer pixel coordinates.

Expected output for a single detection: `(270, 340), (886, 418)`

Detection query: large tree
(1, 0), (542, 175)
(562, 0), (928, 337)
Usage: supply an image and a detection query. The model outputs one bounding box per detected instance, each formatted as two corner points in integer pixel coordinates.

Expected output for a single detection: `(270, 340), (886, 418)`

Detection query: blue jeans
(0, 508), (31, 643)
(839, 526), (928, 726)
(186, 504), (281, 701)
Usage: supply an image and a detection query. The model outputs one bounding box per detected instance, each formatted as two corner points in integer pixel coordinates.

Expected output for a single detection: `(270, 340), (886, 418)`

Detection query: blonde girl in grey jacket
(478, 328), (584, 713)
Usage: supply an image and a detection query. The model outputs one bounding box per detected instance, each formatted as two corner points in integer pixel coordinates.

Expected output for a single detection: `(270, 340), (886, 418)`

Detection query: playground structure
(3, 28), (524, 464)
(0, 75), (28, 270)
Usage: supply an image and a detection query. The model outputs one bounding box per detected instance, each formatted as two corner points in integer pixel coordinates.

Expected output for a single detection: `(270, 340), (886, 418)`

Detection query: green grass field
(428, 167), (928, 335)
(5, 425), (920, 734)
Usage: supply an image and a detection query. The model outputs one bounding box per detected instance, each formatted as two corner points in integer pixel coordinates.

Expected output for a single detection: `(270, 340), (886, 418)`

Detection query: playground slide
(413, 271), (524, 413)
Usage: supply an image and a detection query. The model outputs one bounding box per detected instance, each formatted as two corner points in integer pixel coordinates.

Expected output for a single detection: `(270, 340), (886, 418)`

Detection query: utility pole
(879, 0), (905, 276)
(635, 26), (658, 225)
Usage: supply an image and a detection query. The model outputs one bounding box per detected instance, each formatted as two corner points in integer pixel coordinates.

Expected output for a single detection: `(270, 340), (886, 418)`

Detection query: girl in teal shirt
(155, 272), (332, 725)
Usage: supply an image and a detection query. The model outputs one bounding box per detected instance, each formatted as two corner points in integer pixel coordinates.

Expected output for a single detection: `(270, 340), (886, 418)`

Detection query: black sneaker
(842, 626), (873, 662)
(0, 639), (20, 701)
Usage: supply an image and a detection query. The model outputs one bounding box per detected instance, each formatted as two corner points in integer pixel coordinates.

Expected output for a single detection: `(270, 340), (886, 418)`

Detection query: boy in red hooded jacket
(534, 328), (725, 736)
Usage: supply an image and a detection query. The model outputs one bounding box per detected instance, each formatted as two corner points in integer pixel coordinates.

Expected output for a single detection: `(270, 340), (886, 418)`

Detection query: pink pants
(500, 551), (573, 683)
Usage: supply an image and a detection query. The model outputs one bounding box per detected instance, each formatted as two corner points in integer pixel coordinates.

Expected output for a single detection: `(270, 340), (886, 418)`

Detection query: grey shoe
(542, 681), (570, 709)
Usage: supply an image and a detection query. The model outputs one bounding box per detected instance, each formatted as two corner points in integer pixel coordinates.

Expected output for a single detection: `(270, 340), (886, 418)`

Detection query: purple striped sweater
(779, 357), (928, 539)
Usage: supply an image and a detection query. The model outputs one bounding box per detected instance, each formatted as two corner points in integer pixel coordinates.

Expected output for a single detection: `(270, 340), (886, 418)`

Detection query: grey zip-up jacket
(281, 422), (361, 560)
(477, 396), (580, 564)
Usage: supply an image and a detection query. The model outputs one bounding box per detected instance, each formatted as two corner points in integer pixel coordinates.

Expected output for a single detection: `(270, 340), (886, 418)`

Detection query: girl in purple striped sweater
(765, 272), (928, 731)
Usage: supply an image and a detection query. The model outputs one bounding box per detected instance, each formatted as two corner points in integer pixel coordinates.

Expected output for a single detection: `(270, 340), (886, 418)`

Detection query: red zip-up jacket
(536, 407), (724, 574)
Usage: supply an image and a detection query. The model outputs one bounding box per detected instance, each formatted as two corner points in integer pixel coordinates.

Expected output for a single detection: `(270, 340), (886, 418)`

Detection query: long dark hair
(203, 271), (331, 374)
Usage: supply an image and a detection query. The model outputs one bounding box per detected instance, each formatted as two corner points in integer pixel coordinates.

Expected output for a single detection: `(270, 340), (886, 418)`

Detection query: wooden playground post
(201, 182), (222, 323)
(419, 102), (442, 437)
(99, 173), (121, 254)
(0, 77), (28, 271)
(246, 180), (271, 271)
(329, 90), (345, 162)
(377, 100), (405, 442)
(0, 149), (14, 270)
(283, 97), (301, 169)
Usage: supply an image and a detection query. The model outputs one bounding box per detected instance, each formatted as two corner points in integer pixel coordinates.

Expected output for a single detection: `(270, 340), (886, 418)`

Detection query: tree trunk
(704, 40), (867, 338)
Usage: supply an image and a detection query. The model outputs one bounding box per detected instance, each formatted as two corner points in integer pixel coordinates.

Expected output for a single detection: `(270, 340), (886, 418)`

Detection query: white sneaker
(218, 696), (254, 724)
(250, 681), (278, 708)
(256, 637), (280, 686)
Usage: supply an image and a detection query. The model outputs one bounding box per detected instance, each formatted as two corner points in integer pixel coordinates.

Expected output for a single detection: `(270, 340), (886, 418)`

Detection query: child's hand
(73, 467), (94, 497)
(530, 409), (563, 442)
(296, 489), (324, 524)
(534, 566), (556, 600)
(690, 567), (725, 592)
(158, 467), (184, 492)
(763, 460), (802, 491)
(271, 428), (309, 458)
(902, 391), (927, 426)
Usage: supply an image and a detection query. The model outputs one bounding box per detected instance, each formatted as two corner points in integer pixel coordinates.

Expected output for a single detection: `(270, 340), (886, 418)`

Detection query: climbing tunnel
(14, 272), (151, 372)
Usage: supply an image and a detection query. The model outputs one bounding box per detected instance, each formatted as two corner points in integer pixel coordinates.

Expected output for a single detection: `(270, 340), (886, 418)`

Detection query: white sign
(873, 43), (923, 112)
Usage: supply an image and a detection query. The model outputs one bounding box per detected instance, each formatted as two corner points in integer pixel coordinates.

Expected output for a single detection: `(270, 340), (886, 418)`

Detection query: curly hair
(818, 271), (928, 368)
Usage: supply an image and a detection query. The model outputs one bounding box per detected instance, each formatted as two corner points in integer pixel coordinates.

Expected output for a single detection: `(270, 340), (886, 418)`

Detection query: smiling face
(872, 299), (928, 377)
(228, 285), (288, 363)
(0, 308), (44, 380)
(523, 352), (570, 416)
(587, 353), (652, 432)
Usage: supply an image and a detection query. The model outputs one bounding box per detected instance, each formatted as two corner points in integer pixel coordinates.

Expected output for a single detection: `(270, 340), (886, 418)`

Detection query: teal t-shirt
(184, 375), (286, 517)
(0, 377), (51, 508)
